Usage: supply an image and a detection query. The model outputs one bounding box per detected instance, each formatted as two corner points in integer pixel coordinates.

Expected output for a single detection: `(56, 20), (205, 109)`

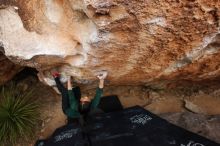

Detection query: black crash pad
(36, 106), (220, 146)
(98, 95), (123, 113)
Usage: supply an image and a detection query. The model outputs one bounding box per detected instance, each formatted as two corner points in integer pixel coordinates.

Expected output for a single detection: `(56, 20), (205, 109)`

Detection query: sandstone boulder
(0, 0), (220, 87)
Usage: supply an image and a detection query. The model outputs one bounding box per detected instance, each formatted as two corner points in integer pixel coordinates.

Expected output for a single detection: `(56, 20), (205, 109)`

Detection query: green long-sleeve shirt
(64, 88), (103, 118)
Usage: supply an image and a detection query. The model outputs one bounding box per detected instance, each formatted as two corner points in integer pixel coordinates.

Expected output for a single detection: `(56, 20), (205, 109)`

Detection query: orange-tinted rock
(0, 0), (220, 87)
(184, 94), (220, 115)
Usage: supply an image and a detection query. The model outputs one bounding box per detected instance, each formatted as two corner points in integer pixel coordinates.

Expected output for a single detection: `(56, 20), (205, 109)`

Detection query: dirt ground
(15, 76), (220, 145)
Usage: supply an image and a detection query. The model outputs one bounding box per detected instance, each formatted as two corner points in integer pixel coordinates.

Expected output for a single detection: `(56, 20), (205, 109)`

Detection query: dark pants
(54, 77), (81, 124)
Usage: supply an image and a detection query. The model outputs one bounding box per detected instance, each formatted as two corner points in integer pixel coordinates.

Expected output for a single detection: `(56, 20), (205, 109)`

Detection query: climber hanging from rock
(52, 71), (108, 125)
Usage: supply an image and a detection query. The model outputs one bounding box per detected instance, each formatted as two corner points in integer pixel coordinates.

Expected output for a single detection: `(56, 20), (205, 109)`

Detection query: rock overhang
(0, 0), (219, 87)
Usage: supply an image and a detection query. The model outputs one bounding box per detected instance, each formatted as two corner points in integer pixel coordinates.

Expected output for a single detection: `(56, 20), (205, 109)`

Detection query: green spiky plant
(0, 83), (40, 146)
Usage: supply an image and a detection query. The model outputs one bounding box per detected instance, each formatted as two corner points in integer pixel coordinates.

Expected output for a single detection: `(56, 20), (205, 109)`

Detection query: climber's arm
(91, 72), (108, 109)
(90, 87), (103, 109)
(68, 90), (79, 111)
(67, 77), (79, 113)
(97, 71), (108, 88)
(67, 77), (72, 90)
(99, 79), (104, 89)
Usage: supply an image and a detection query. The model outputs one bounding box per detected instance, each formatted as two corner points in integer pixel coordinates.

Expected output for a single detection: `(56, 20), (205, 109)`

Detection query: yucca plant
(0, 83), (40, 146)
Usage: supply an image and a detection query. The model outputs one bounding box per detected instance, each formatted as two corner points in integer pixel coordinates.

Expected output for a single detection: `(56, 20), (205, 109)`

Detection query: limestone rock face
(0, 0), (220, 86)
